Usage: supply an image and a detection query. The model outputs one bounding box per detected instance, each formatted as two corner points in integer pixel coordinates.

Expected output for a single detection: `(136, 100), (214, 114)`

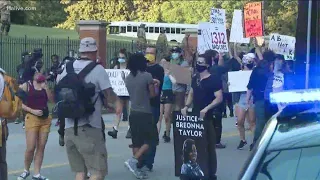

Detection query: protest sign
(269, 33), (296, 60)
(173, 111), (208, 178)
(228, 71), (252, 92)
(105, 69), (130, 96)
(230, 10), (250, 44)
(170, 64), (192, 85)
(198, 8), (229, 54)
(243, 2), (263, 38)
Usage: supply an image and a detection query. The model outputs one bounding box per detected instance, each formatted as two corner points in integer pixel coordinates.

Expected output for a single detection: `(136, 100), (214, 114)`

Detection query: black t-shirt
(247, 66), (268, 102)
(146, 64), (164, 107)
(209, 65), (228, 78)
(227, 58), (241, 71)
(191, 74), (222, 115)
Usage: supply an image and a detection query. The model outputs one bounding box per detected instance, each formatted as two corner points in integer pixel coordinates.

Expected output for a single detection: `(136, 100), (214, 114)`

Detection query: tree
(57, 0), (134, 29)
(132, 0), (164, 22)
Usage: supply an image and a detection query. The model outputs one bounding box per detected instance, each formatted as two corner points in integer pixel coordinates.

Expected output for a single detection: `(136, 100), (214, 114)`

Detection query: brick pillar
(77, 20), (108, 68)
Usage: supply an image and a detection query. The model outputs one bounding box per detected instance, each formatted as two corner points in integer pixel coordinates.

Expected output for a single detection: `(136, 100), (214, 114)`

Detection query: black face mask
(196, 64), (207, 73)
(246, 63), (254, 69)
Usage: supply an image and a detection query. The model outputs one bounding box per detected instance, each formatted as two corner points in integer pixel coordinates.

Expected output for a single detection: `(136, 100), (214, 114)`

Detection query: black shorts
(160, 90), (174, 104)
(129, 111), (159, 148)
(118, 96), (130, 101)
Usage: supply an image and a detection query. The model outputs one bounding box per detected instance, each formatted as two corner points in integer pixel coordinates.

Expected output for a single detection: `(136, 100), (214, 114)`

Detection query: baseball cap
(242, 53), (256, 64)
(35, 74), (46, 83)
(79, 37), (98, 53)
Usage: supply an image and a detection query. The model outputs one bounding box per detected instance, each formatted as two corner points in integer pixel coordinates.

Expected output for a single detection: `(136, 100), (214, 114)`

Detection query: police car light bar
(270, 89), (320, 104)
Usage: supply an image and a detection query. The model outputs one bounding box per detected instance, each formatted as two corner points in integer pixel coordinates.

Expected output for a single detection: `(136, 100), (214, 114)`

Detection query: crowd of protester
(0, 35), (297, 180)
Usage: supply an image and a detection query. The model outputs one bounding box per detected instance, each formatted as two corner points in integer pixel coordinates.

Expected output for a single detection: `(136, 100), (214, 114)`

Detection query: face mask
(118, 58), (126, 63)
(171, 53), (179, 59)
(196, 64), (207, 73)
(246, 63), (254, 69)
(145, 54), (155, 63)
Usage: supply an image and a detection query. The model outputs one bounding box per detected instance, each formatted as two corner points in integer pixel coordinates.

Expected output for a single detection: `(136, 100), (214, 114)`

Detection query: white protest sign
(269, 33), (296, 60)
(230, 10), (250, 44)
(228, 70), (252, 92)
(105, 69), (130, 96)
(198, 8), (229, 54)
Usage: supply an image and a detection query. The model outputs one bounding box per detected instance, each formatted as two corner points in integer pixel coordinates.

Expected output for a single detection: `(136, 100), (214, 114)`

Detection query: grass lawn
(9, 24), (139, 42)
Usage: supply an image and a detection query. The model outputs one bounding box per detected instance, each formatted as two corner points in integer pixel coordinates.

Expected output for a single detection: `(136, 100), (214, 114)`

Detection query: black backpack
(53, 60), (98, 135)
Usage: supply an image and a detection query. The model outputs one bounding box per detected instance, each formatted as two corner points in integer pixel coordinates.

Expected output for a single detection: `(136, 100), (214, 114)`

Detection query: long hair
(182, 139), (196, 163)
(127, 53), (147, 77)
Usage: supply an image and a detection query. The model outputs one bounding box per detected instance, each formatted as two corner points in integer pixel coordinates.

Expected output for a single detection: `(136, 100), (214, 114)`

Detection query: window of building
(176, 28), (181, 34)
(120, 26), (126, 33)
(149, 27), (154, 33)
(127, 26), (132, 32)
(171, 28), (176, 34)
(133, 26), (138, 32)
(166, 27), (170, 33)
(181, 28), (186, 34)
(155, 27), (160, 33)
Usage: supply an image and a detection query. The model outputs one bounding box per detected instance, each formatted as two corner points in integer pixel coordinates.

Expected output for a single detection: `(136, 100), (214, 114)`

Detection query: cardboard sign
(197, 8), (229, 54)
(105, 69), (130, 96)
(243, 2), (263, 38)
(268, 33), (296, 60)
(173, 111), (208, 178)
(228, 70), (252, 92)
(230, 10), (250, 44)
(170, 64), (192, 85)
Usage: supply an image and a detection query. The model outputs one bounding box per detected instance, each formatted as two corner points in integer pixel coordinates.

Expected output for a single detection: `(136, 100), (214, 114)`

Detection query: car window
(256, 146), (320, 180)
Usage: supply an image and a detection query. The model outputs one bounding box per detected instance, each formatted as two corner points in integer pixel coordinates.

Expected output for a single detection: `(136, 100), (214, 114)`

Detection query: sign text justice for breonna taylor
(173, 111), (208, 179)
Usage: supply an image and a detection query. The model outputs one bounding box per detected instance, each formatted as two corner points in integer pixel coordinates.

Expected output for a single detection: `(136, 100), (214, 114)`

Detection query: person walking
(124, 53), (159, 179)
(107, 48), (131, 139)
(56, 37), (115, 180)
(17, 72), (53, 180)
(0, 0), (11, 36)
(181, 54), (223, 180)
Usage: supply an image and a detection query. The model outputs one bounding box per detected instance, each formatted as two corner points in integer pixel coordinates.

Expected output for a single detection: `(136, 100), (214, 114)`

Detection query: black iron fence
(0, 35), (144, 77)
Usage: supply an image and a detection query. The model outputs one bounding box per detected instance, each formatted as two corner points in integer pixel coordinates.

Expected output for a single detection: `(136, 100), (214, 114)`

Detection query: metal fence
(0, 35), (143, 77)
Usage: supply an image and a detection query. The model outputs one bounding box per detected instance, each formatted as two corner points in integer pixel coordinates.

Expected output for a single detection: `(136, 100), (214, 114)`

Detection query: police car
(239, 89), (320, 180)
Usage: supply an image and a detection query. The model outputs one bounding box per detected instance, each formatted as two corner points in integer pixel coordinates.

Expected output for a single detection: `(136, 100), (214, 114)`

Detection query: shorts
(173, 91), (186, 110)
(238, 93), (254, 110)
(129, 111), (159, 148)
(160, 90), (174, 104)
(65, 125), (108, 176)
(25, 113), (52, 133)
(118, 96), (130, 101)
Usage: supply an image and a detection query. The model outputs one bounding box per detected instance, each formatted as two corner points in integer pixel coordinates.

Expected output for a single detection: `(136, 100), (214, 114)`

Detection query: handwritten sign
(210, 8), (226, 25)
(228, 70), (252, 92)
(173, 111), (208, 178)
(269, 33), (296, 60)
(243, 2), (263, 38)
(230, 10), (250, 44)
(105, 69), (130, 96)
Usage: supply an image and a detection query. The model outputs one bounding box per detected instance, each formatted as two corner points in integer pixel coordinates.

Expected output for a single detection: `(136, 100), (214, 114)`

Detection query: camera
(16, 48), (43, 84)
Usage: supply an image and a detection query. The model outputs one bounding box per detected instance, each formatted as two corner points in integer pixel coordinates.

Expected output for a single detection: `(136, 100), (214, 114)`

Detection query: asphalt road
(6, 114), (254, 180)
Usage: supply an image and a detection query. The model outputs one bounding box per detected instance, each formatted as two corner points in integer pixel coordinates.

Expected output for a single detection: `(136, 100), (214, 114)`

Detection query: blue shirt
(162, 75), (172, 90)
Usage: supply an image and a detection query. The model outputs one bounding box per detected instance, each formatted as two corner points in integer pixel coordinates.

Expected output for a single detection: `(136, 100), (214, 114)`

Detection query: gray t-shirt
(172, 60), (189, 92)
(56, 60), (112, 129)
(125, 71), (153, 113)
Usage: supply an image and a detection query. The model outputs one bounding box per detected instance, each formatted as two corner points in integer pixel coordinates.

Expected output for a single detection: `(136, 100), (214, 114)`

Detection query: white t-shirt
(56, 60), (112, 129)
(0, 73), (4, 101)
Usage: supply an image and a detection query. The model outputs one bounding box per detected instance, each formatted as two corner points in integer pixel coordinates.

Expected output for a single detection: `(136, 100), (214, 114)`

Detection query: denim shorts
(238, 93), (254, 110)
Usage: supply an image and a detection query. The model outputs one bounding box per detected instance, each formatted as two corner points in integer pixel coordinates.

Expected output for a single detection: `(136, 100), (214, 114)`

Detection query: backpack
(0, 72), (22, 120)
(53, 60), (98, 135)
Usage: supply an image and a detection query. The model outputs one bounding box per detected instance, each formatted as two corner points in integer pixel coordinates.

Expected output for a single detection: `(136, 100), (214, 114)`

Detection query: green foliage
(54, 0), (298, 36)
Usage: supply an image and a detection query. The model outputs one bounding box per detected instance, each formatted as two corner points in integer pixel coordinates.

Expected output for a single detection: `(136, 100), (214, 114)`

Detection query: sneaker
(59, 135), (65, 146)
(136, 168), (148, 179)
(235, 122), (238, 126)
(237, 140), (247, 150)
(17, 170), (30, 180)
(87, 172), (91, 179)
(230, 112), (234, 117)
(216, 143), (226, 149)
(222, 114), (227, 118)
(32, 175), (49, 180)
(22, 123), (25, 129)
(125, 158), (138, 172)
(126, 129), (132, 139)
(164, 136), (171, 143)
(107, 127), (118, 139)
